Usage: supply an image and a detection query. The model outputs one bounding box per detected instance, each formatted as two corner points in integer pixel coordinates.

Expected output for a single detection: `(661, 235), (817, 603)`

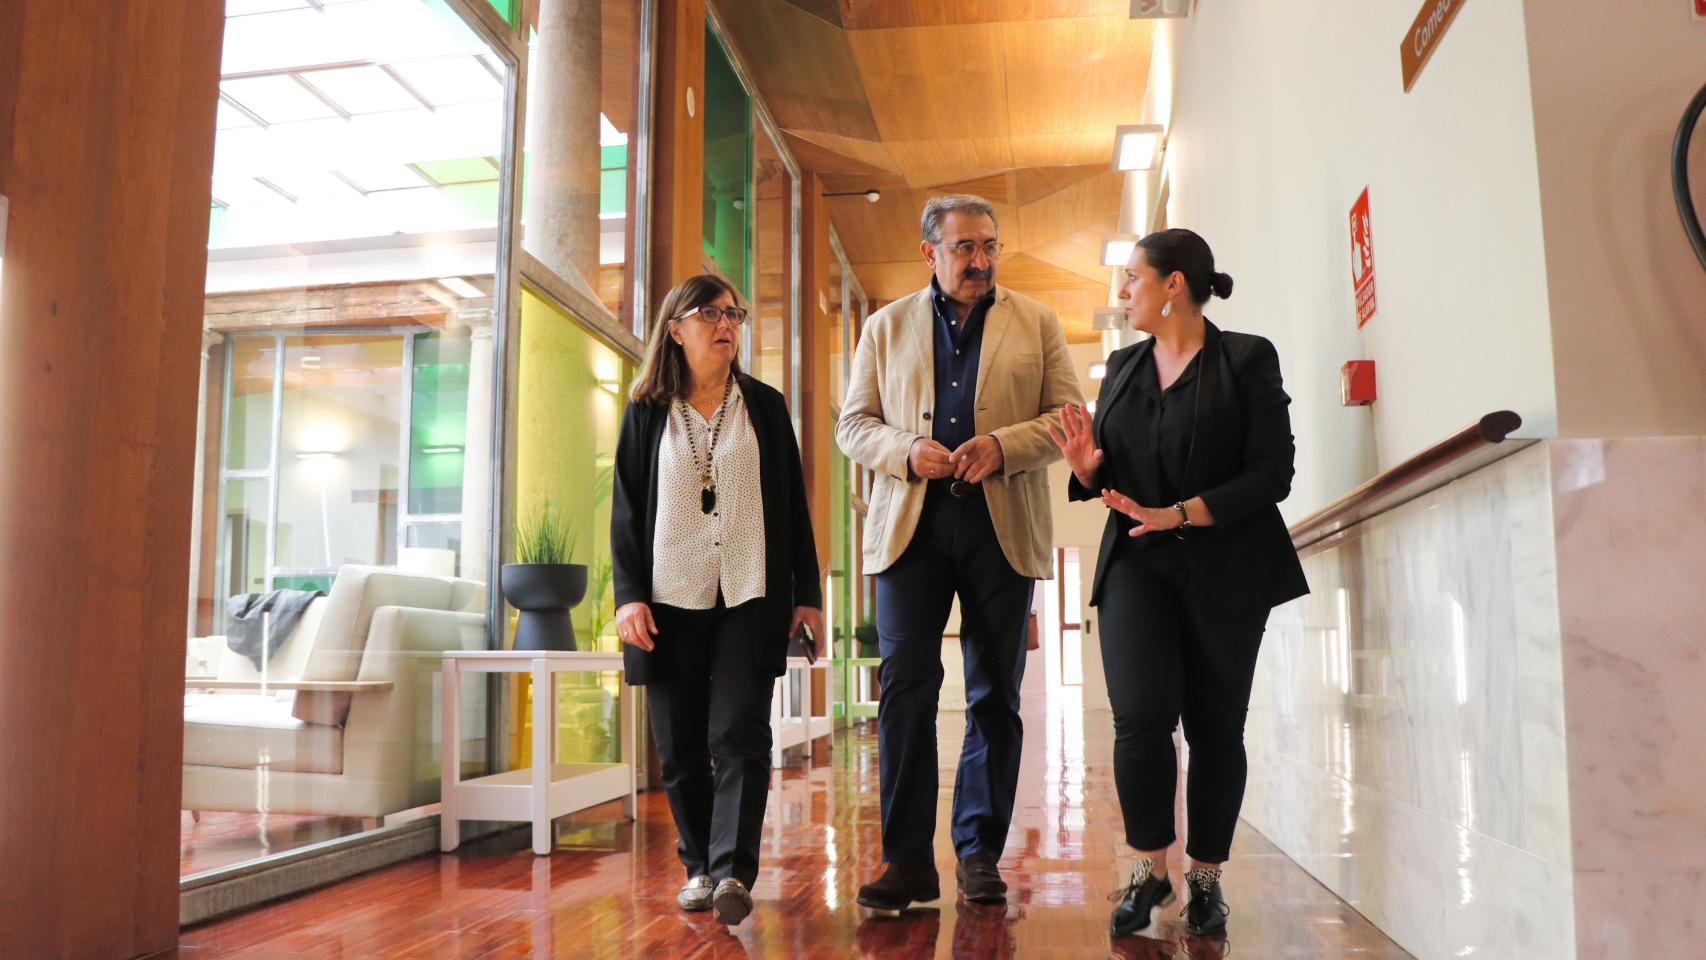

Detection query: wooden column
(0, 2), (225, 957)
(646, 0), (706, 318)
(797, 171), (833, 578)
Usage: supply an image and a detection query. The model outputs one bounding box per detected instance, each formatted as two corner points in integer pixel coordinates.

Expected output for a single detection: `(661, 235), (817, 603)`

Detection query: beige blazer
(836, 285), (1084, 580)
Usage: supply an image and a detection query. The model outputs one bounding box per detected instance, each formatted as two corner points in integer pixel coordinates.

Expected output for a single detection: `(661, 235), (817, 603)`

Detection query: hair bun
(1210, 271), (1234, 299)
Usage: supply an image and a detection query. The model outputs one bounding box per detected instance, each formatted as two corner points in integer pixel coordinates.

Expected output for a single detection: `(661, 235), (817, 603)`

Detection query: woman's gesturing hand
(615, 601), (658, 651)
(1100, 488), (1184, 538)
(1046, 403), (1103, 488)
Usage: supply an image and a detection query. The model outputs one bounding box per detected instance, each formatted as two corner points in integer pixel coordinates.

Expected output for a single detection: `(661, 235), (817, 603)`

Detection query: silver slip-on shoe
(712, 877), (754, 925)
(677, 875), (714, 912)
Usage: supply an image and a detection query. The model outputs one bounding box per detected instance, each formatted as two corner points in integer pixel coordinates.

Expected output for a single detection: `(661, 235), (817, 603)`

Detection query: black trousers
(647, 599), (774, 887)
(1097, 542), (1268, 864)
(874, 490), (1034, 863)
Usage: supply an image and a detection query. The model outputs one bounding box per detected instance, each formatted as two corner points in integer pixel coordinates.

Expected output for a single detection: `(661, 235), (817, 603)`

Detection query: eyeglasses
(940, 239), (1004, 259)
(675, 305), (749, 327)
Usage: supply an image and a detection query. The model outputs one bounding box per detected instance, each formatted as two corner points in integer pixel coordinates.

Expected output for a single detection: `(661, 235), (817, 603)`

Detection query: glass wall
(750, 125), (793, 397)
(702, 24), (751, 292)
(182, 0), (507, 878)
(523, 0), (638, 321)
(507, 288), (632, 767)
(823, 233), (873, 717)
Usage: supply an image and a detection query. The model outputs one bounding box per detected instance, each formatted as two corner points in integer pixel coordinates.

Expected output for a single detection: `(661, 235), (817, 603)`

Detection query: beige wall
(1144, 1), (1557, 518)
(1522, 1), (1706, 438)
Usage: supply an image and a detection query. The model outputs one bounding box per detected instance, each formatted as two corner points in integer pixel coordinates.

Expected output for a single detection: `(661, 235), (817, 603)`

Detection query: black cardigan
(1070, 321), (1309, 618)
(610, 374), (822, 684)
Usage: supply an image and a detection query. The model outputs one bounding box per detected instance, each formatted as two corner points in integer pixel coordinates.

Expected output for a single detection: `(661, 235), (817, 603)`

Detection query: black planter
(855, 623), (879, 659)
(501, 563), (588, 651)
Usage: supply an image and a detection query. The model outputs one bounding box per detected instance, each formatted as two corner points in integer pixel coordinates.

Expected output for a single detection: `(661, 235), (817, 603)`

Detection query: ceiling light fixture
(1100, 235), (1140, 267)
(824, 189), (882, 204)
(1111, 123), (1167, 172)
(1089, 363), (1107, 380)
(437, 276), (484, 299)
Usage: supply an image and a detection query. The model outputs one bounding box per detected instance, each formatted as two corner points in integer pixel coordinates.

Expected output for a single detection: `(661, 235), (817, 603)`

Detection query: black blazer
(1070, 321), (1309, 619)
(610, 374), (822, 685)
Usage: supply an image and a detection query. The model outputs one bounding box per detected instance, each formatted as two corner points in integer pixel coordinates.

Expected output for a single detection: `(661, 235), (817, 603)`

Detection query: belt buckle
(949, 480), (973, 498)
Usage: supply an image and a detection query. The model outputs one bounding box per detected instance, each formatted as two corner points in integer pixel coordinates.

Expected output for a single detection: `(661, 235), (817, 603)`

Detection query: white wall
(1148, 0), (1557, 519)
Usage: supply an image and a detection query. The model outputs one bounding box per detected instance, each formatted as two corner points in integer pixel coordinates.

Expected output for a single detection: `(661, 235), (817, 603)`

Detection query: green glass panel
(414, 157), (500, 185)
(599, 169), (626, 217)
(409, 332), (471, 516)
(209, 203), (229, 246)
(483, 0), (516, 26)
(440, 181), (502, 221)
(272, 574), (335, 594)
(702, 23), (752, 297)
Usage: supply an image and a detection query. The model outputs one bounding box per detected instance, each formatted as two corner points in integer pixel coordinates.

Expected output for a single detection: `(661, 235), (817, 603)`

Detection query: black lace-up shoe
(1108, 862), (1176, 938)
(1181, 871), (1229, 936)
(856, 860), (941, 913)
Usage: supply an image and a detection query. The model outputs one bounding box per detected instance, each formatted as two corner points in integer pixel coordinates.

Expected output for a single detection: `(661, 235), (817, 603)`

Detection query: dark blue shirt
(929, 276), (994, 451)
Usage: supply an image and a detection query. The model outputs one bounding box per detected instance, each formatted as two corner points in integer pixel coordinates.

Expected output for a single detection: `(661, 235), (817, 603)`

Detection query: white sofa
(183, 564), (487, 820)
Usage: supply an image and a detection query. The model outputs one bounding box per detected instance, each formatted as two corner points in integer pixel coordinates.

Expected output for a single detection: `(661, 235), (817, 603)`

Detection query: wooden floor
(171, 692), (1411, 958)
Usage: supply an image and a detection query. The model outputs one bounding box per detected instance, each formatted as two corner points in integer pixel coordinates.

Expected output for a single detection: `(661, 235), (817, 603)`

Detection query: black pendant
(701, 486), (716, 515)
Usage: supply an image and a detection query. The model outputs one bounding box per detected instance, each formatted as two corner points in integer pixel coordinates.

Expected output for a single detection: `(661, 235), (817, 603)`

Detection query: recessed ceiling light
(1101, 236), (1140, 267)
(1111, 123), (1166, 172)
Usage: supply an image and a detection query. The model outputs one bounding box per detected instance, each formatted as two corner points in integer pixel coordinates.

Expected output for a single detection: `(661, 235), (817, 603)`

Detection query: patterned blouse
(650, 385), (767, 609)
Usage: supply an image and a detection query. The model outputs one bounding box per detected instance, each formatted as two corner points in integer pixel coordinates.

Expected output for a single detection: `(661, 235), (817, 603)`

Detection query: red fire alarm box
(1341, 360), (1376, 406)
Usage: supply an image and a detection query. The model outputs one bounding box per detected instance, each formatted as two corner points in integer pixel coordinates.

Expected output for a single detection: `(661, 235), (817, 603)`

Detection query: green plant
(585, 557), (615, 648)
(515, 500), (577, 565)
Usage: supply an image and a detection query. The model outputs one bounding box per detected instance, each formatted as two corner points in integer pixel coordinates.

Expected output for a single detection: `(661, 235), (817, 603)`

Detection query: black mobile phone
(791, 621), (817, 664)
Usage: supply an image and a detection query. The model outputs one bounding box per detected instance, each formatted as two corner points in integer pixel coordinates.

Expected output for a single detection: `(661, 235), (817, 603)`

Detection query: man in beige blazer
(837, 194), (1083, 912)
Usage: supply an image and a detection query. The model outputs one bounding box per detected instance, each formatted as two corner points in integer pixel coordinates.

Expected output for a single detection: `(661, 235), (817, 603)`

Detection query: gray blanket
(225, 589), (323, 670)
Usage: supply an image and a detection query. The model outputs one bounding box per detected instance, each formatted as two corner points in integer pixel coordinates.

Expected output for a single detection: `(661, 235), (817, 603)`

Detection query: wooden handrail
(1289, 411), (1531, 556)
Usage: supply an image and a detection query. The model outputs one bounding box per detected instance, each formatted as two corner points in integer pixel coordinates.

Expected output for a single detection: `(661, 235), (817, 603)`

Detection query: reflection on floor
(180, 811), (369, 877)
(176, 691), (1411, 957)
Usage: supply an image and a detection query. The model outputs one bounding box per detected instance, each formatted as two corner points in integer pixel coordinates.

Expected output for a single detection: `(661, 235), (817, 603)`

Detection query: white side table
(440, 650), (637, 856)
(772, 656), (834, 768)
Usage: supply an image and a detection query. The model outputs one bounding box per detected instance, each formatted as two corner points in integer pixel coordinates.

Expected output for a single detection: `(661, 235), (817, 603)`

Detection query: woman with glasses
(611, 273), (824, 926)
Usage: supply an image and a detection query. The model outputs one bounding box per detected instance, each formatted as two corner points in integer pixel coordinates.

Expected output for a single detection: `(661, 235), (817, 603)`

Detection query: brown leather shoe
(955, 853), (1008, 904)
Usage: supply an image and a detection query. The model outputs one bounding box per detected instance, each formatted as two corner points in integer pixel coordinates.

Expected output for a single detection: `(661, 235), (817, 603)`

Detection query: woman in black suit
(1048, 229), (1308, 939)
(610, 273), (824, 926)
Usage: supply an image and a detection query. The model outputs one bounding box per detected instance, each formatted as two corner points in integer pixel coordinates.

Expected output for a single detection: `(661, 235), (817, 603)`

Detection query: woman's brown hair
(629, 273), (744, 404)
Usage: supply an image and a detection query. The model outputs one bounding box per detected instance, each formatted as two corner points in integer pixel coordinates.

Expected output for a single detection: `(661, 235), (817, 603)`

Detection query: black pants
(1097, 543), (1268, 864)
(874, 489), (1034, 862)
(647, 599), (774, 888)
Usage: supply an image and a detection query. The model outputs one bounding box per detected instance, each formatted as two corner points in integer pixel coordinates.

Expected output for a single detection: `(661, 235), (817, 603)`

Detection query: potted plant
(502, 500), (587, 651)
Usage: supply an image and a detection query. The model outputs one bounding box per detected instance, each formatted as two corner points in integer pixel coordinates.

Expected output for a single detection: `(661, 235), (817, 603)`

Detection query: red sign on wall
(1696, 0), (1705, 20)
(1350, 187), (1377, 328)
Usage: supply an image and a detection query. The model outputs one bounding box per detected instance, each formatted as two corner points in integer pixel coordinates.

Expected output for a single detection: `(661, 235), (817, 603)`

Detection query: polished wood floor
(172, 692), (1411, 958)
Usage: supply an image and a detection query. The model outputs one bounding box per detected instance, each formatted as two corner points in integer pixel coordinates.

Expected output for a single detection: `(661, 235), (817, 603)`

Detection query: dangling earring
(1160, 300), (1172, 319)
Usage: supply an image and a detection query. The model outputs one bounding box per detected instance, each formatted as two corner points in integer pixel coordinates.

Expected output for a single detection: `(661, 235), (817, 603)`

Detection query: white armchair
(183, 565), (488, 820)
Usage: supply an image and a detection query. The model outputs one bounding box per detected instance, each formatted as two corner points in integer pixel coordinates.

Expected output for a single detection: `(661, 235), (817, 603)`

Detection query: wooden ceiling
(715, 0), (1152, 341)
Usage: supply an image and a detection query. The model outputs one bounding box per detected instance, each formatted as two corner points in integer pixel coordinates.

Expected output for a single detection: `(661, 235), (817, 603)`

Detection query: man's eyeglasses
(940, 239), (1004, 259)
(675, 305), (749, 327)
